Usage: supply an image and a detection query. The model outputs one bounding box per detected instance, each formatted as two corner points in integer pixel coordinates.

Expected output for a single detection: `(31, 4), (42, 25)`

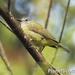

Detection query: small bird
(19, 18), (70, 53)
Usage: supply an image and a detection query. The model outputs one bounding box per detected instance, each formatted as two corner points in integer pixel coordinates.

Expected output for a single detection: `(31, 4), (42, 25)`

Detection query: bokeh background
(0, 0), (75, 75)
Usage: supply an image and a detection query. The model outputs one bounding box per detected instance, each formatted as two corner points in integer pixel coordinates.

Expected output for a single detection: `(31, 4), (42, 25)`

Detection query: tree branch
(0, 41), (13, 75)
(0, 7), (60, 75)
(45, 0), (53, 29)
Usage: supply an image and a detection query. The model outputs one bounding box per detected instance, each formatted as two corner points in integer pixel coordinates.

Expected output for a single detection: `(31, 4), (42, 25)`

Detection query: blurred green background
(0, 0), (75, 75)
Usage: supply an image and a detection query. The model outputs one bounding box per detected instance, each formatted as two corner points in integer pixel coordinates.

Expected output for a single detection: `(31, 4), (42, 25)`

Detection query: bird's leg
(31, 44), (45, 53)
(38, 46), (45, 53)
(0, 42), (13, 75)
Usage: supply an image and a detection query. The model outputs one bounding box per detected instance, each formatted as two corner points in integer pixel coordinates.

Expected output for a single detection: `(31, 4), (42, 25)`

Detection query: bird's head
(18, 17), (31, 28)
(21, 17), (29, 21)
(17, 17), (30, 26)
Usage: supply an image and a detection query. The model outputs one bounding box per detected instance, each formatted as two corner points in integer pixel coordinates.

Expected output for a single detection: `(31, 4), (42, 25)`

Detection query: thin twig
(0, 19), (13, 32)
(51, 0), (71, 64)
(59, 0), (70, 43)
(0, 41), (13, 75)
(45, 0), (53, 29)
(8, 0), (11, 13)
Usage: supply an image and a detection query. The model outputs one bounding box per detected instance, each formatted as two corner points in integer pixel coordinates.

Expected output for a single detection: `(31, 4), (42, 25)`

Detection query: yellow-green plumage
(21, 20), (70, 53)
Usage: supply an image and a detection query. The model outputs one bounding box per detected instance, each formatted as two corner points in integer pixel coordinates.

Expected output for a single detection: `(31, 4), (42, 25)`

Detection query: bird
(18, 18), (70, 53)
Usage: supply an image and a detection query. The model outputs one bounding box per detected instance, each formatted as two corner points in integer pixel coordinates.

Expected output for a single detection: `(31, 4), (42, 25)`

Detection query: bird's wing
(27, 21), (57, 43)
(21, 22), (43, 43)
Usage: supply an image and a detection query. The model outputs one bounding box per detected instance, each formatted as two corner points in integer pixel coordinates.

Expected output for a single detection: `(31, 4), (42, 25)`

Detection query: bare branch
(45, 0), (53, 29)
(0, 41), (13, 75)
(0, 7), (60, 75)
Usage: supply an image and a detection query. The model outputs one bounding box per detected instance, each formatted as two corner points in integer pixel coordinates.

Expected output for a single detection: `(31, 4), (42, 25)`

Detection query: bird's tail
(48, 38), (71, 53)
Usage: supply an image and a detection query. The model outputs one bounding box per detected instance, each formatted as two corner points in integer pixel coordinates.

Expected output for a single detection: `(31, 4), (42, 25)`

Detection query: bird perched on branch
(19, 18), (70, 53)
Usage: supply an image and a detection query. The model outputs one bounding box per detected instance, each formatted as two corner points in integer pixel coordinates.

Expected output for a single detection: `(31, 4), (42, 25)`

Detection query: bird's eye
(25, 18), (29, 21)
